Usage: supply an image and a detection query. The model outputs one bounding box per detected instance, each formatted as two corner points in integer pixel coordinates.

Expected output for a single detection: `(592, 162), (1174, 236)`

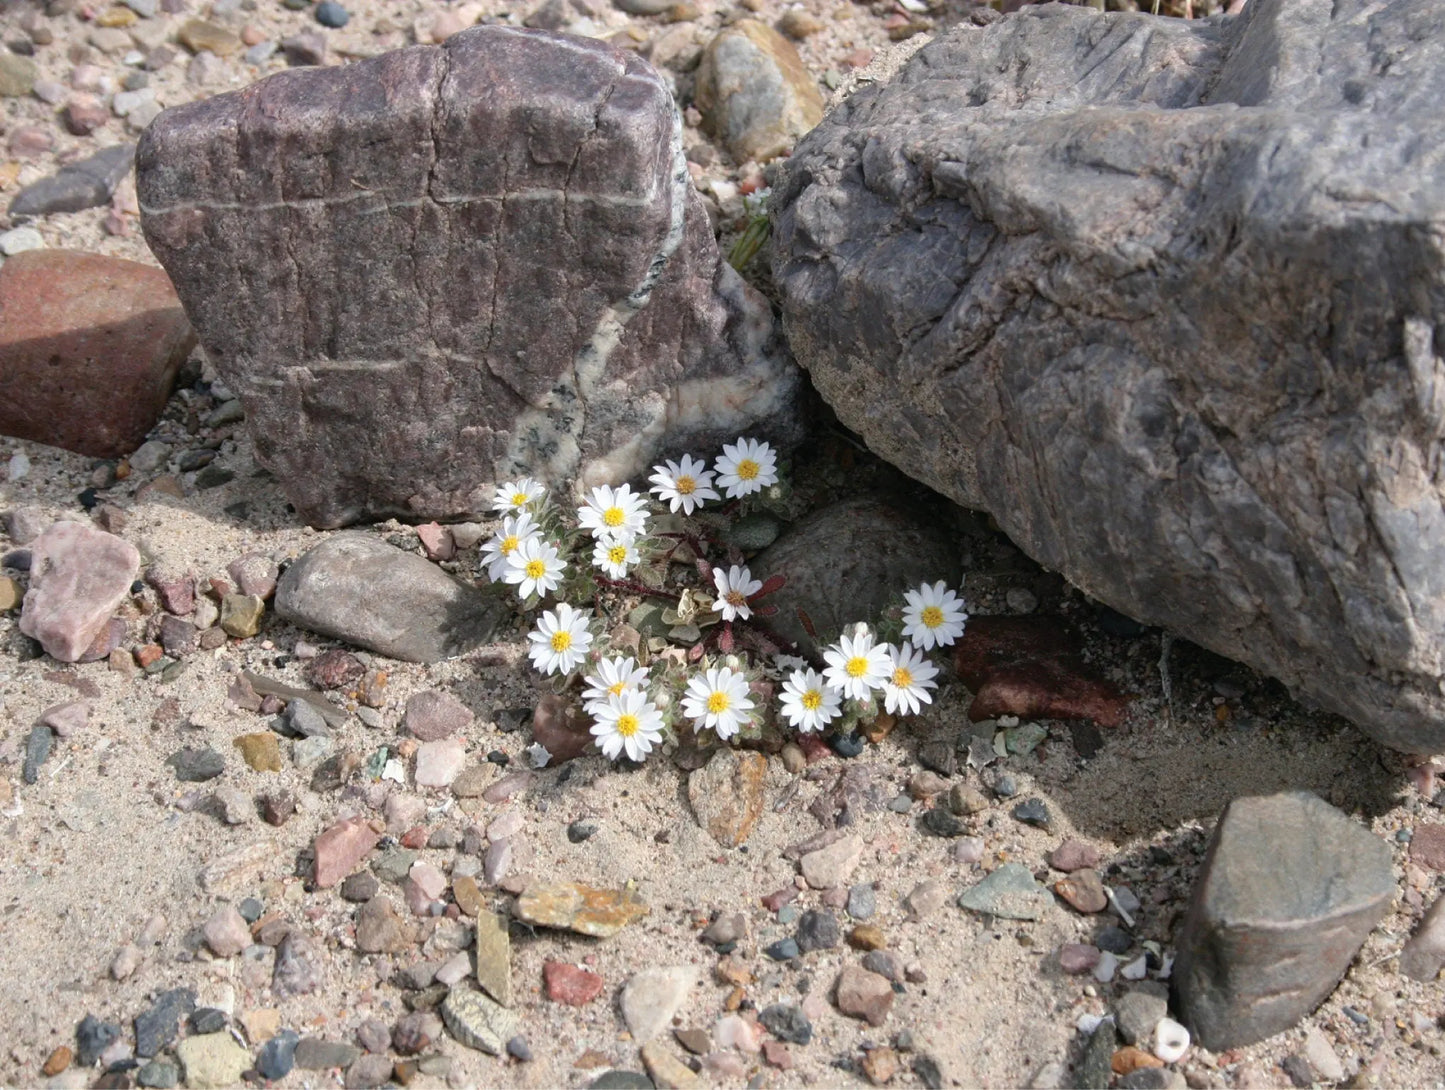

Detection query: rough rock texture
(772, 0), (1445, 752)
(0, 249), (195, 458)
(694, 19), (824, 163)
(8, 143), (134, 218)
(274, 533), (506, 663)
(687, 747), (767, 848)
(138, 25), (799, 528)
(1172, 792), (1393, 1050)
(19, 522), (141, 662)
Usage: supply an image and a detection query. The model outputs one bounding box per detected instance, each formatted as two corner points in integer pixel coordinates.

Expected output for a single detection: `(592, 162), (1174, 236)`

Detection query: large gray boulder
(138, 26), (798, 529)
(771, 0), (1445, 752)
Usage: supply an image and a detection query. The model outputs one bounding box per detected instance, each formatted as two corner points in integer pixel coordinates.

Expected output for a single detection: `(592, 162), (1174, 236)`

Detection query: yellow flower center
(616, 713), (639, 737)
(607, 545), (628, 565)
(510, 492), (528, 507)
(603, 506), (625, 527)
(801, 690), (822, 711)
(892, 666), (914, 688)
(607, 681), (626, 697)
(921, 605), (944, 629)
(525, 559), (547, 579)
(707, 691), (731, 714)
(845, 656), (868, 678)
(550, 631), (572, 652)
(500, 534), (519, 555)
(736, 458), (759, 481)
(676, 475), (696, 495)
(726, 590), (746, 607)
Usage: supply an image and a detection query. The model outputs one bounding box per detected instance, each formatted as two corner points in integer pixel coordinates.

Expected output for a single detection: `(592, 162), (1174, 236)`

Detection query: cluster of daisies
(478, 438), (969, 764)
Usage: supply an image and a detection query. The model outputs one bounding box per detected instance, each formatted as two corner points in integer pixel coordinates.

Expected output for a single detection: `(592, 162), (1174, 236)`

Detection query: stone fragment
(544, 961), (604, 1006)
(18, 522), (139, 661)
(621, 966), (698, 1043)
(1055, 869), (1109, 914)
(355, 896), (416, 954)
(274, 534), (505, 661)
(751, 500), (955, 658)
(9, 144), (135, 218)
(474, 910), (512, 1007)
(306, 649), (364, 690)
(1049, 840), (1101, 873)
(255, 1030), (299, 1080)
(694, 19), (823, 162)
(440, 988), (517, 1054)
(640, 1041), (700, 1089)
(800, 833), (863, 890)
(273, 930), (322, 997)
(166, 746), (224, 782)
(772, 0), (1445, 752)
(346, 1054), (394, 1088)
(234, 732), (282, 772)
(1400, 892), (1445, 982)
(530, 692), (595, 764)
(22, 725), (52, 784)
(138, 27), (798, 529)
(834, 965), (893, 1026)
(1409, 823), (1445, 872)
(175, 1033), (250, 1089)
(178, 19), (241, 55)
(1301, 1025), (1344, 1083)
(203, 905), (251, 957)
(1172, 792), (1393, 1050)
(200, 841), (271, 892)
(513, 880), (649, 937)
(415, 738), (467, 788)
(688, 748), (766, 847)
(1059, 943), (1101, 975)
(1115, 985), (1169, 1047)
(758, 1004), (811, 1045)
(905, 880), (948, 918)
(313, 816), (381, 888)
(111, 943), (143, 980)
(957, 863), (1051, 921)
(405, 690), (473, 741)
(295, 1038), (359, 1071)
(136, 987), (196, 1057)
(0, 52), (37, 96)
(219, 593), (263, 638)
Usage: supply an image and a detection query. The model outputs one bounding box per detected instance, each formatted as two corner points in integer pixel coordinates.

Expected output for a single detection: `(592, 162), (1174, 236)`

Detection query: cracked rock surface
(138, 25), (799, 529)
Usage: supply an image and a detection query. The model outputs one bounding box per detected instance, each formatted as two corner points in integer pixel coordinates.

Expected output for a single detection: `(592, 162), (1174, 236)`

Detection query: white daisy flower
(649, 454), (721, 515)
(712, 564), (763, 622)
(681, 666), (755, 740)
(822, 625), (892, 702)
(577, 483), (649, 544)
(503, 536), (565, 600)
(901, 580), (968, 650)
(778, 668), (842, 733)
(493, 477), (546, 514)
(591, 537), (640, 579)
(526, 603), (594, 675)
(714, 437), (779, 499)
(480, 512), (541, 582)
(581, 655), (650, 714)
(880, 641), (939, 716)
(590, 689), (665, 762)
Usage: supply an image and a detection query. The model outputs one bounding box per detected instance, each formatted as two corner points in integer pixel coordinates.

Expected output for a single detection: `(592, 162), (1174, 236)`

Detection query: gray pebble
(795, 909), (839, 953)
(506, 1035), (532, 1061)
(165, 746), (224, 782)
(846, 884), (877, 920)
(22, 724), (53, 784)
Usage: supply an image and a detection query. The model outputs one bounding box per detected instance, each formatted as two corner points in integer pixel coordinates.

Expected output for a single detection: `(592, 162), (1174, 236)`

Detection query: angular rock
(405, 689), (473, 741)
(544, 961), (604, 1006)
(274, 533), (506, 662)
(751, 499), (956, 658)
(9, 144), (135, 218)
(640, 1041), (700, 1089)
(694, 19), (823, 163)
(18, 522), (139, 662)
(415, 738), (467, 789)
(138, 26), (799, 529)
(834, 965), (893, 1026)
(1400, 892), (1445, 982)
(800, 833), (864, 889)
(203, 905), (251, 957)
(294, 1038), (361, 1071)
(771, 0), (1445, 752)
(440, 987), (517, 1055)
(355, 896), (417, 954)
(620, 966), (698, 1044)
(1172, 791), (1393, 1050)
(957, 863), (1051, 921)
(1055, 869), (1108, 915)
(273, 930), (323, 997)
(0, 248), (192, 459)
(475, 910), (512, 1007)
(175, 1033), (250, 1089)
(513, 880), (649, 937)
(135, 987), (196, 1057)
(313, 816), (381, 888)
(687, 747), (766, 848)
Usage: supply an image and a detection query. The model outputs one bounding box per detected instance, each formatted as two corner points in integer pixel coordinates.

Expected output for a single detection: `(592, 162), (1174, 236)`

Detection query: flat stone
(1059, 943), (1101, 975)
(203, 905), (251, 957)
(1055, 869), (1109, 914)
(474, 910), (512, 1007)
(234, 732), (282, 772)
(1049, 840), (1101, 873)
(255, 1030), (299, 1081)
(175, 1033), (250, 1089)
(905, 879), (948, 918)
(405, 689), (473, 741)
(544, 961), (604, 1006)
(800, 833), (864, 890)
(9, 144), (135, 218)
(1173, 792), (1394, 1050)
(345, 1054), (394, 1088)
(640, 1041), (700, 1089)
(1115, 985), (1169, 1047)
(688, 748), (767, 848)
(200, 841), (271, 892)
(440, 988), (517, 1055)
(219, 594), (264, 638)
(957, 863), (1052, 921)
(137, 27), (798, 529)
(355, 896), (416, 954)
(166, 746), (224, 782)
(1409, 823), (1445, 871)
(135, 987), (195, 1057)
(273, 930), (322, 997)
(313, 816), (381, 888)
(22, 725), (51, 784)
(415, 738), (467, 789)
(177, 18), (242, 55)
(834, 965), (893, 1026)
(1400, 891), (1445, 982)
(620, 966), (698, 1043)
(293, 1038), (361, 1071)
(795, 908), (839, 953)
(513, 880), (649, 937)
(18, 522), (139, 661)
(274, 533), (505, 662)
(694, 18), (823, 162)
(758, 1004), (811, 1045)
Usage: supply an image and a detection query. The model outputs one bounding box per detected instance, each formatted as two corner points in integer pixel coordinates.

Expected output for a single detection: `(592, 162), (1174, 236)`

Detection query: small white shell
(1153, 1016), (1191, 1064)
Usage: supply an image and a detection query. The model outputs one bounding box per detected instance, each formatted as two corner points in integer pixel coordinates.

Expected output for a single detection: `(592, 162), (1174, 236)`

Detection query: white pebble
(1076, 1012), (1111, 1034)
(1121, 954), (1150, 980)
(8, 451), (31, 480)
(1092, 951), (1118, 983)
(1153, 1016), (1190, 1064)
(0, 227), (43, 256)
(381, 757), (406, 783)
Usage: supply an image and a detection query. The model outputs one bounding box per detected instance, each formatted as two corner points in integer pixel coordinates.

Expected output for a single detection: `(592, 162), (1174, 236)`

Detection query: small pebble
(314, 1), (349, 26)
(506, 1036), (532, 1062)
(847, 884), (877, 920)
(829, 731), (865, 758)
(765, 938), (800, 961)
(567, 819), (598, 843)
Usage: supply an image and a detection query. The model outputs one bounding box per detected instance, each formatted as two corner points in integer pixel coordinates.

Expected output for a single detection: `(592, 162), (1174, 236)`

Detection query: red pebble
(760, 886), (797, 913)
(543, 960), (604, 1006)
(399, 825), (430, 849)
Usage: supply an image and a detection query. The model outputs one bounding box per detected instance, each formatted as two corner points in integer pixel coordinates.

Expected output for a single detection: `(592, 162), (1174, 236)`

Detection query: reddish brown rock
(1409, 824), (1445, 872)
(416, 522), (455, 561)
(531, 693), (596, 764)
(1058, 943), (1101, 974)
(953, 616), (1130, 726)
(1048, 839), (1101, 873)
(835, 965), (893, 1027)
(543, 961), (604, 1006)
(19, 522), (140, 662)
(312, 817), (381, 888)
(62, 94), (109, 135)
(0, 249), (195, 458)
(306, 649), (366, 690)
(137, 26), (797, 529)
(405, 689), (474, 742)
(1054, 868), (1108, 914)
(688, 748), (767, 848)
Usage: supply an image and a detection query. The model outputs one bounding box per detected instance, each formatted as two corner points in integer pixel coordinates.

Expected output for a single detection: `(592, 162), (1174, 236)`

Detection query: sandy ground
(2, 0), (1444, 1087)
